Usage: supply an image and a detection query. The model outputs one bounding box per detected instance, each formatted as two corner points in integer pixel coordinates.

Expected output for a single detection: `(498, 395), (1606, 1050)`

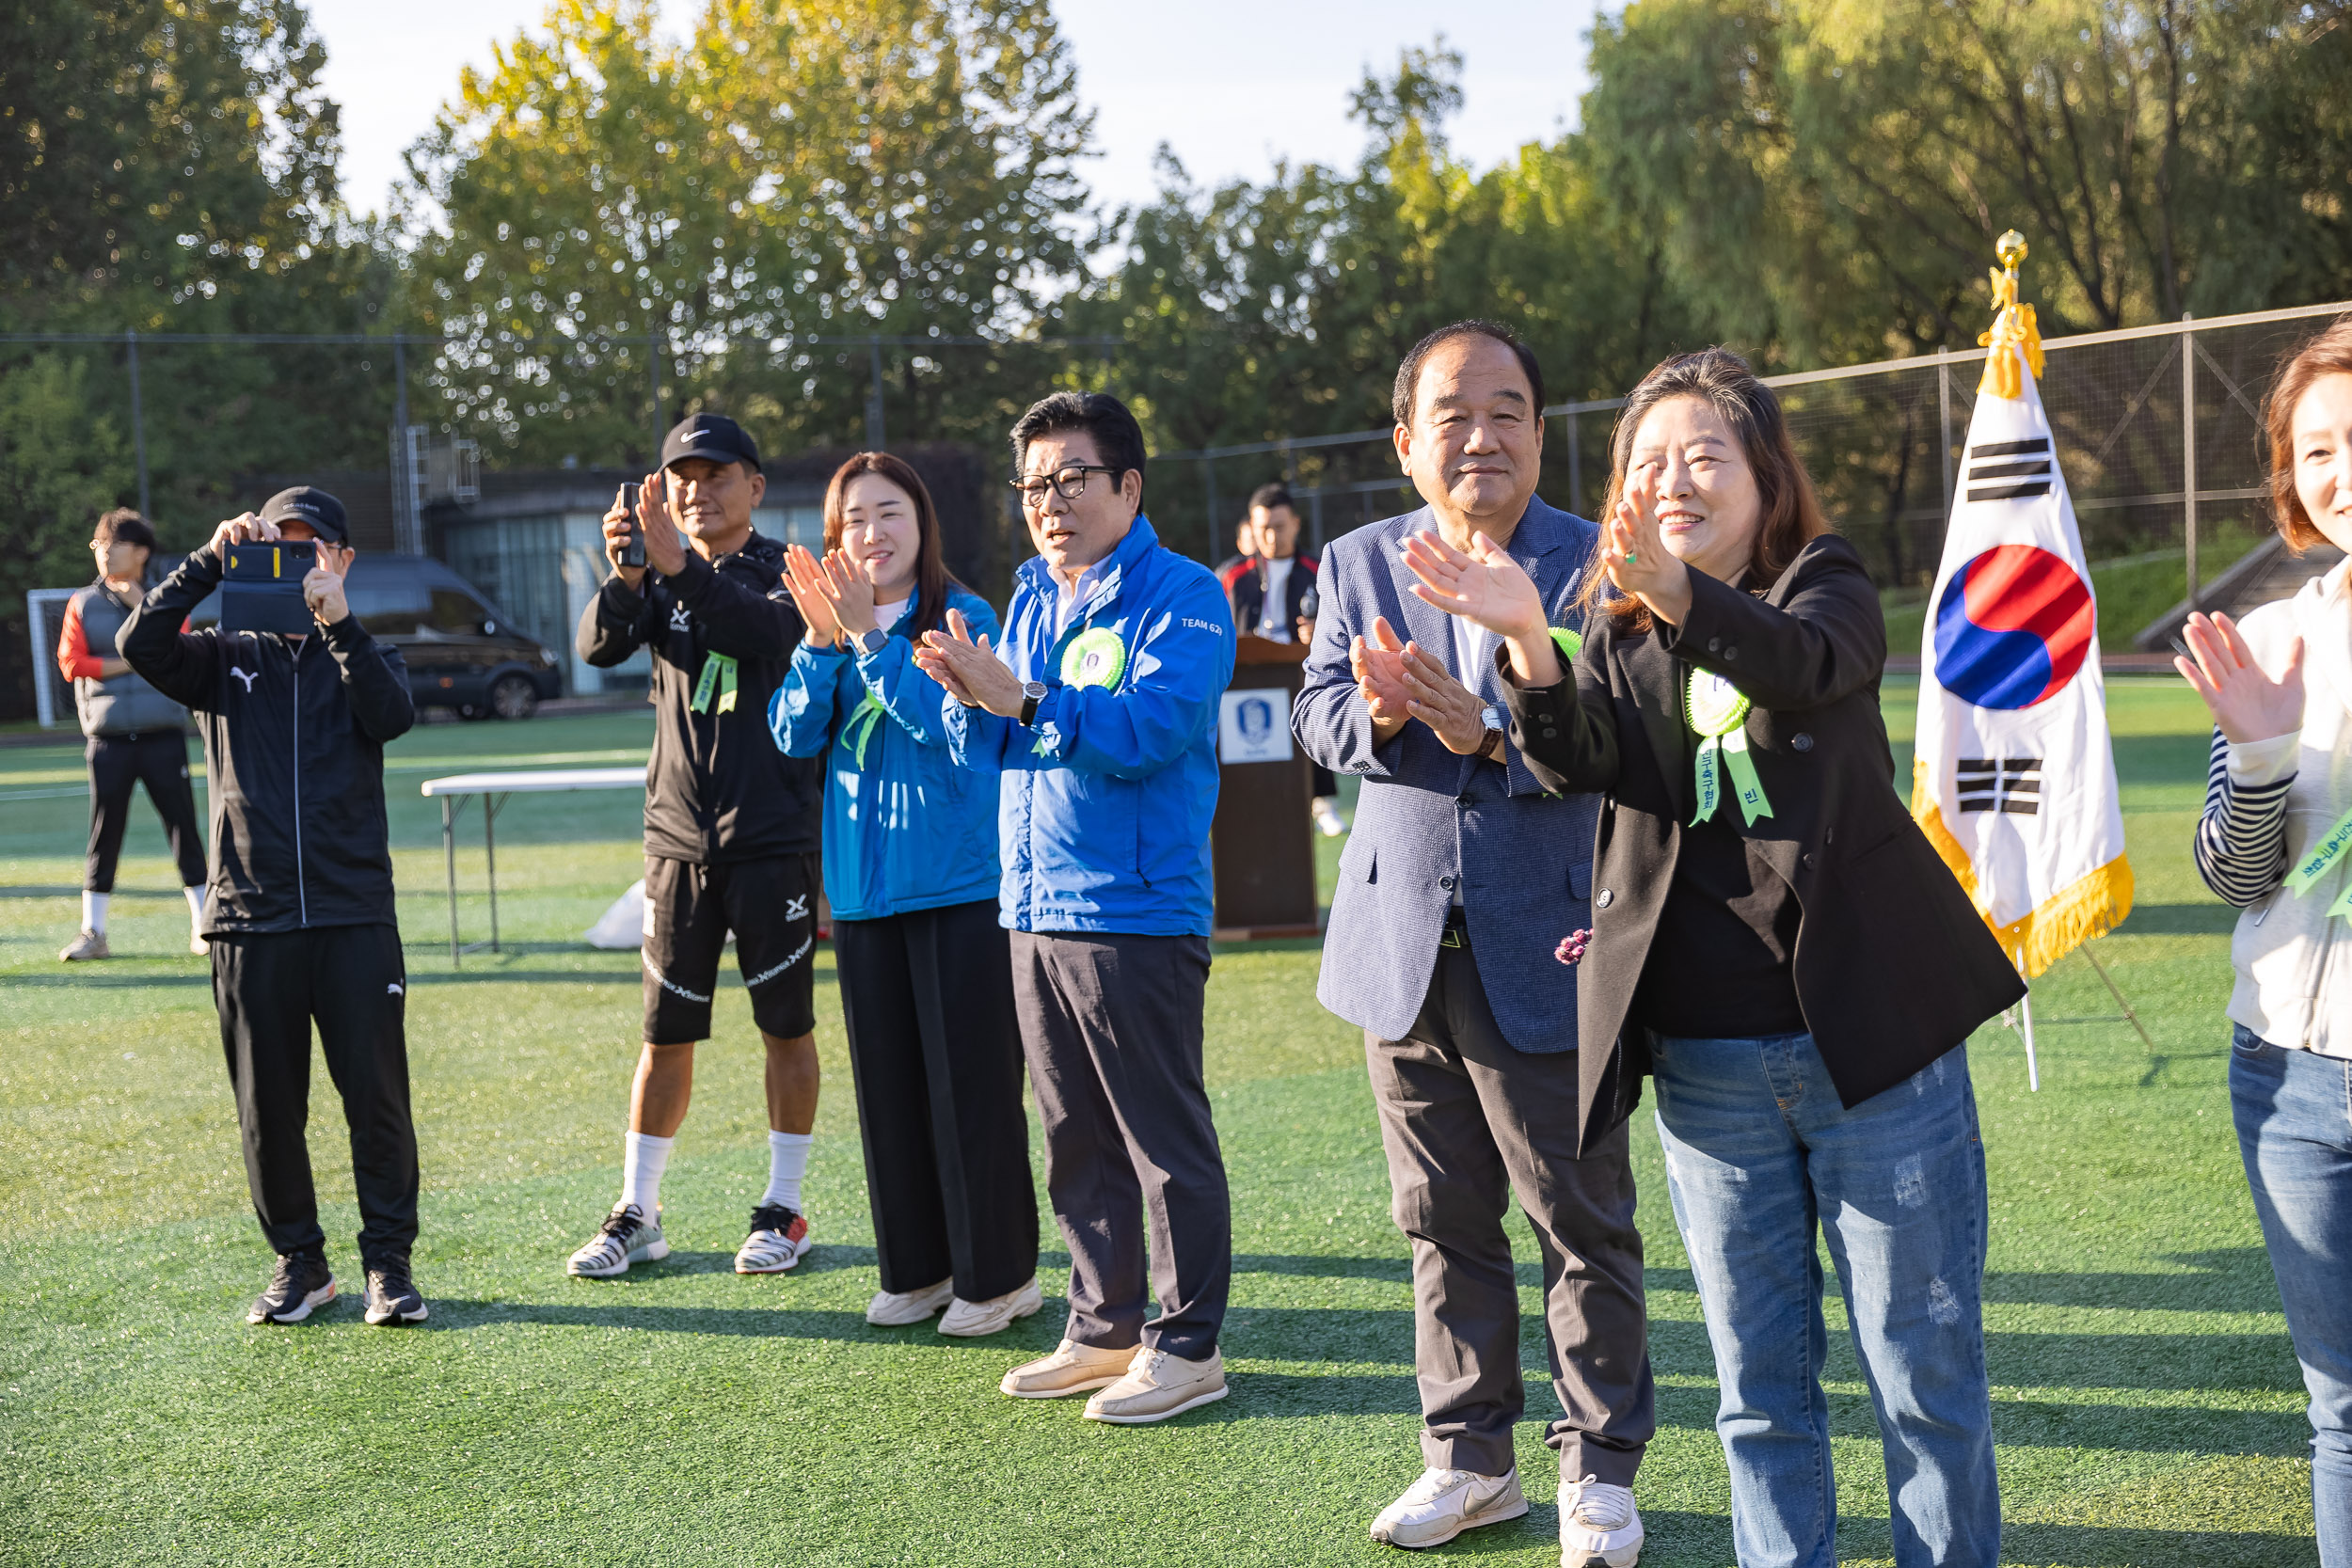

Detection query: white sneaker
(866, 1278), (954, 1326)
(1559, 1475), (1644, 1567)
(1370, 1466), (1528, 1549)
(565, 1202), (667, 1277)
(939, 1275), (1044, 1338)
(1082, 1344), (1228, 1423)
(1312, 797), (1348, 836)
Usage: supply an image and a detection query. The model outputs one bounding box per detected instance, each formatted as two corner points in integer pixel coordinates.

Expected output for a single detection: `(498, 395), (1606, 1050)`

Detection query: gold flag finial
(1978, 229), (2043, 398)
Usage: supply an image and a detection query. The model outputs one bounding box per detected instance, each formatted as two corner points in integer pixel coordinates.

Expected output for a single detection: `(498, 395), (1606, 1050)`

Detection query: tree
(401, 0), (1096, 466)
(1065, 45), (1701, 544)
(1583, 0), (2352, 365)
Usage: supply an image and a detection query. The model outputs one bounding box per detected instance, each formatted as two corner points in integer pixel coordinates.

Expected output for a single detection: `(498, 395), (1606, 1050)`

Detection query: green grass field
(0, 679), (2317, 1566)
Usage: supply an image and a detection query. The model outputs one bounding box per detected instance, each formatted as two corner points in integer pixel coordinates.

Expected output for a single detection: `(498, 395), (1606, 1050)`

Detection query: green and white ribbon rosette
(2284, 800), (2352, 919)
(842, 689), (887, 767)
(1686, 668), (1772, 827)
(1060, 627), (1127, 689)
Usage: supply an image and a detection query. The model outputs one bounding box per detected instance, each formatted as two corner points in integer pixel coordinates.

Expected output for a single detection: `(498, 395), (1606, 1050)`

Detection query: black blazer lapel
(1621, 633), (1692, 821)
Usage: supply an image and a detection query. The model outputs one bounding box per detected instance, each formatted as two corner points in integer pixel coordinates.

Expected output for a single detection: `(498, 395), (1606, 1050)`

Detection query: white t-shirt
(872, 596), (911, 631)
(1259, 556), (1295, 641)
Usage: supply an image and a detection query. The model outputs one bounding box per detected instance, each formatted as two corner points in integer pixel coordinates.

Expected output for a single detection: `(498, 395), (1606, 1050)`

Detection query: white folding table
(419, 767), (647, 962)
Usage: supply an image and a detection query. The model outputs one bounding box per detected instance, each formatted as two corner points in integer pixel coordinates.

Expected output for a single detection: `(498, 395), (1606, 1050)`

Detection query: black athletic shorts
(641, 852), (819, 1045)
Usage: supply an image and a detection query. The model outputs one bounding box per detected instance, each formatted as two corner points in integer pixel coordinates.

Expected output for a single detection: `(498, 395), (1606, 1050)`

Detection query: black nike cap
(660, 413), (761, 473)
(257, 486), (349, 545)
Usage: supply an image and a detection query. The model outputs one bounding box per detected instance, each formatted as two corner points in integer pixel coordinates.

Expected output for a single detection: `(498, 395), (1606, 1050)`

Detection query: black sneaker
(247, 1251), (337, 1324)
(363, 1259), (430, 1325)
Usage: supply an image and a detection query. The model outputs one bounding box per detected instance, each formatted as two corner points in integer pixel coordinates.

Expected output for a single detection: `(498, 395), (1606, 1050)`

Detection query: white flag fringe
(1911, 334), (2133, 978)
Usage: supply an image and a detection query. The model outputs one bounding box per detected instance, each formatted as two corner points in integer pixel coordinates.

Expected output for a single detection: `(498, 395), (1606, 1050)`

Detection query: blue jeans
(2231, 1024), (2352, 1566)
(1651, 1031), (2000, 1568)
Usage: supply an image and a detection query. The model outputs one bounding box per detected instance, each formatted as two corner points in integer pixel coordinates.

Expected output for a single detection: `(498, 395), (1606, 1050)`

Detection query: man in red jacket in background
(1216, 483), (1345, 836)
(55, 508), (208, 960)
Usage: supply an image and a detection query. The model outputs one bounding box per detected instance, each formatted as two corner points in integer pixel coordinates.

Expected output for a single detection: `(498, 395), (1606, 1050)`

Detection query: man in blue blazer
(1295, 323), (1652, 1565)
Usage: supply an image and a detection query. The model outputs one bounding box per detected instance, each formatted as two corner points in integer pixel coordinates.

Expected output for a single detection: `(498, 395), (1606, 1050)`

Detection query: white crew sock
(762, 1131), (814, 1212)
(183, 885), (206, 922)
(619, 1131), (674, 1215)
(82, 891), (109, 933)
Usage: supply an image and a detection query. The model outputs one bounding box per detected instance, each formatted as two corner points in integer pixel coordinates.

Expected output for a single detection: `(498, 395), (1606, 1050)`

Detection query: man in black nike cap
(566, 414), (829, 1282)
(120, 484), (429, 1328)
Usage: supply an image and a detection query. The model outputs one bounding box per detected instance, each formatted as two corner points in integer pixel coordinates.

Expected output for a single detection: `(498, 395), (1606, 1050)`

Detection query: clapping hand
(1600, 470), (1692, 626)
(2176, 610), (2305, 744)
(1400, 528), (1562, 687)
(914, 608), (1025, 716)
(783, 545), (844, 645)
(819, 548), (879, 637)
(637, 470), (688, 577)
(1401, 644), (1490, 754)
(1349, 616), (1412, 733)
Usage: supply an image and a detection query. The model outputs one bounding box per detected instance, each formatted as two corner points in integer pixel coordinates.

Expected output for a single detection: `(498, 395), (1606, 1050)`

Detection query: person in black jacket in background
(1400, 350), (2024, 1568)
(565, 414), (829, 1282)
(121, 486), (427, 1328)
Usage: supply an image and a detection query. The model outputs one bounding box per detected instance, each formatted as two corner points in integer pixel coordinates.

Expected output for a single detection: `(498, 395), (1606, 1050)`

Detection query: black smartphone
(618, 483), (646, 568)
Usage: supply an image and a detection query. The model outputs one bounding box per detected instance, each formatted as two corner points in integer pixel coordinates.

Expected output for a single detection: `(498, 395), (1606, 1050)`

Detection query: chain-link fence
(1166, 300), (2352, 628)
(14, 300), (2350, 723)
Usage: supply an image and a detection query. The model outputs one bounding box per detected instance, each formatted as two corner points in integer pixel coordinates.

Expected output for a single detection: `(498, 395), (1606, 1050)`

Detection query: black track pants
(84, 732), (206, 893)
(834, 899), (1038, 1301)
(211, 925), (420, 1265)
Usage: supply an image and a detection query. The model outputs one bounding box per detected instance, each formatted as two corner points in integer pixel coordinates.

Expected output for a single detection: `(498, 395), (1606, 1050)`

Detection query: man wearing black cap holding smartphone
(566, 414), (828, 1281)
(120, 486), (429, 1328)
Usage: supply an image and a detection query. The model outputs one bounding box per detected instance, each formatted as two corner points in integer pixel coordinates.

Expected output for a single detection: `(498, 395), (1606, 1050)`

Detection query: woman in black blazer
(1400, 348), (2022, 1568)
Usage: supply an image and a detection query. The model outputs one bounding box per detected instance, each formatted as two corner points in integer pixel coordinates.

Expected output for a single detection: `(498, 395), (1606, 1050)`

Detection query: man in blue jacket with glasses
(915, 390), (1238, 1425)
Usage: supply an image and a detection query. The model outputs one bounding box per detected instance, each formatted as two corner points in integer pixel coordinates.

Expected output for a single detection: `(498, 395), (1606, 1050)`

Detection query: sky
(310, 0), (1602, 220)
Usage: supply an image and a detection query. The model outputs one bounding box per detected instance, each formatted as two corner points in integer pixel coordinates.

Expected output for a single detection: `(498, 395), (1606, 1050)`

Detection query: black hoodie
(576, 530), (821, 864)
(119, 546), (415, 934)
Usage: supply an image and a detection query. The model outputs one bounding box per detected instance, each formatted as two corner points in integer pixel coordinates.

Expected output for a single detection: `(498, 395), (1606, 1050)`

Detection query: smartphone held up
(618, 482), (646, 568)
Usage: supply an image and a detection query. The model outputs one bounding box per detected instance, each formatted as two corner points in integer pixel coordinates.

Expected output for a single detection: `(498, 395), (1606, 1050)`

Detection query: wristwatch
(1018, 680), (1048, 727)
(1477, 727), (1505, 762)
(854, 626), (891, 657)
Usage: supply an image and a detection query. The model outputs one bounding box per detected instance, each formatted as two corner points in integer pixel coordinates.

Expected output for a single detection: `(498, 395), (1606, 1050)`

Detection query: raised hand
(821, 547), (879, 637)
(302, 541), (355, 626)
(2176, 610), (2305, 745)
(207, 512), (272, 557)
(915, 608), (1025, 716)
(1401, 529), (1546, 641)
(1401, 643), (1490, 754)
(599, 486), (646, 589)
(638, 469), (688, 577)
(1601, 469), (1692, 625)
(784, 544), (843, 644)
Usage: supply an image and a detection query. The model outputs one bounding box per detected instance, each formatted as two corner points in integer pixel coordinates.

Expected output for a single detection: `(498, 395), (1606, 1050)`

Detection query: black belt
(1439, 909), (1470, 949)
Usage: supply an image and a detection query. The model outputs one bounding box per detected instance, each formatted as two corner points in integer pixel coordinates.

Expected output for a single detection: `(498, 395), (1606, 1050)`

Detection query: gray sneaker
(59, 928), (110, 961)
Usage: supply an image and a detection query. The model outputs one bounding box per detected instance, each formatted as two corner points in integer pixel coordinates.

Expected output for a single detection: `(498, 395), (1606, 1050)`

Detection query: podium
(1210, 636), (1321, 940)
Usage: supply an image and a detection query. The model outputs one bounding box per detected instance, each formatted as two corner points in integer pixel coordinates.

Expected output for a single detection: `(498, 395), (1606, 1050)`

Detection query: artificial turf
(0, 679), (2318, 1565)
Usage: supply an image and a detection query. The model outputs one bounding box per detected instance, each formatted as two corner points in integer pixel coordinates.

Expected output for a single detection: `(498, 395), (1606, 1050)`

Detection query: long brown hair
(1575, 347), (1832, 632)
(822, 451), (960, 638)
(2265, 316), (2352, 555)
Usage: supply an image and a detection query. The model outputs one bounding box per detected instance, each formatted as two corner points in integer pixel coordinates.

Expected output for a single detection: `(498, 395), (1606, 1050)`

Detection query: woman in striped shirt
(2177, 316), (2352, 1559)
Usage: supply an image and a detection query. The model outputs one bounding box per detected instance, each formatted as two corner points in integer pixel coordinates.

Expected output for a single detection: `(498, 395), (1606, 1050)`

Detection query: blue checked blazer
(1294, 497), (1603, 1053)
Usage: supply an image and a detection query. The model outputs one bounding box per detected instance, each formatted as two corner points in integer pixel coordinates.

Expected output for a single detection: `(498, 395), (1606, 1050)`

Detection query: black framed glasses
(1009, 466), (1120, 505)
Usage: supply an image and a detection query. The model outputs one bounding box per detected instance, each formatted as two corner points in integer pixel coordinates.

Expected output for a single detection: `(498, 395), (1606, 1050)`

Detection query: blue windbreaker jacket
(943, 515), (1237, 936)
(769, 584), (1001, 922)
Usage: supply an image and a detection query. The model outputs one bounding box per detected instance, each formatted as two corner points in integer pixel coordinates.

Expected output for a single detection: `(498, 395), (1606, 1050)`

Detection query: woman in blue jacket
(771, 452), (1040, 1337)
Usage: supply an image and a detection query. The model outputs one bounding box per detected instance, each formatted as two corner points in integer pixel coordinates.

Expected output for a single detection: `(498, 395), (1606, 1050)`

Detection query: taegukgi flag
(1911, 263), (2132, 976)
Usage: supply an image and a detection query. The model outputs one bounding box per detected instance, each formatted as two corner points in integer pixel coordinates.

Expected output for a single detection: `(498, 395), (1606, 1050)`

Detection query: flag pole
(2014, 949), (2041, 1091)
(2079, 942), (2156, 1051)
